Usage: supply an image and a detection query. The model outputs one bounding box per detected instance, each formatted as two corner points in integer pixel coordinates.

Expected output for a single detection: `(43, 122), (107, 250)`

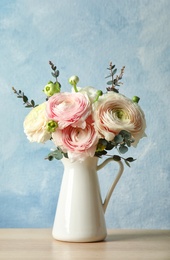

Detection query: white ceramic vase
(52, 156), (124, 242)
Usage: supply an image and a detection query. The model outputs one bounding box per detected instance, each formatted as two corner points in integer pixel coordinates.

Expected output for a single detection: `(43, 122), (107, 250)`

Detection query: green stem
(92, 90), (103, 103)
(73, 83), (78, 93)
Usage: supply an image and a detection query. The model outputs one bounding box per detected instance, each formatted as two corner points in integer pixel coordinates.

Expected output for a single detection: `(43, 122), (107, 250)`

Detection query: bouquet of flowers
(12, 61), (146, 166)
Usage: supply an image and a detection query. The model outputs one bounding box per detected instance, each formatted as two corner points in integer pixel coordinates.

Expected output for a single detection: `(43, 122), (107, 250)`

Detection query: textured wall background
(0, 0), (169, 229)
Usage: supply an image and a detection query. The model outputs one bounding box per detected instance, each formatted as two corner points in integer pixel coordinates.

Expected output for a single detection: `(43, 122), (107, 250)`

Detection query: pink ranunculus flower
(46, 92), (91, 129)
(52, 116), (99, 161)
(94, 92), (146, 145)
(23, 102), (51, 143)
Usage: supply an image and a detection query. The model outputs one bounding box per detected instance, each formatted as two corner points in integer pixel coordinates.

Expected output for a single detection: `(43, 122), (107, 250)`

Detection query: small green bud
(46, 120), (58, 133)
(43, 82), (60, 96)
(97, 90), (103, 96)
(93, 90), (103, 103)
(69, 75), (79, 86)
(132, 96), (140, 103)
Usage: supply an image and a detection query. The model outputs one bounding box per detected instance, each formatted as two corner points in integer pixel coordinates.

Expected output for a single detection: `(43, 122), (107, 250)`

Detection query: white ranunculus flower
(23, 102), (51, 143)
(78, 86), (99, 103)
(94, 92), (146, 146)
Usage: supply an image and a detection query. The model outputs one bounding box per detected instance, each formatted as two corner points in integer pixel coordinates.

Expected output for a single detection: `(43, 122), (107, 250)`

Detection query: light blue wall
(0, 0), (169, 229)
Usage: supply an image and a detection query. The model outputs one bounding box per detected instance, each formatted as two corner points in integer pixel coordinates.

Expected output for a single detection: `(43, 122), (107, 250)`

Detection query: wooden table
(0, 229), (169, 259)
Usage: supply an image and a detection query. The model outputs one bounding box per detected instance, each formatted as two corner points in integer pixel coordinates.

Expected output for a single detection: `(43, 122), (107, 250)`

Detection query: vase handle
(97, 158), (124, 213)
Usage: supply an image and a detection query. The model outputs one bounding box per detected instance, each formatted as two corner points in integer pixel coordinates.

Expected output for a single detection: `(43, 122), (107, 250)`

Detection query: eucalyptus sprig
(45, 148), (68, 161)
(113, 130), (135, 154)
(49, 60), (60, 84)
(12, 87), (38, 108)
(95, 130), (135, 166)
(106, 62), (125, 92)
(112, 154), (136, 167)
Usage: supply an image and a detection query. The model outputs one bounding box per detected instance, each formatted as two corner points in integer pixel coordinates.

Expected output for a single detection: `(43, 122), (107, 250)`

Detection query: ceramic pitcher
(52, 156), (124, 242)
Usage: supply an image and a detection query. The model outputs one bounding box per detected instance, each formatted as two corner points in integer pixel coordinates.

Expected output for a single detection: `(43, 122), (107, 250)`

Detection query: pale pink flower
(52, 116), (99, 161)
(46, 92), (91, 129)
(23, 102), (51, 143)
(94, 92), (146, 145)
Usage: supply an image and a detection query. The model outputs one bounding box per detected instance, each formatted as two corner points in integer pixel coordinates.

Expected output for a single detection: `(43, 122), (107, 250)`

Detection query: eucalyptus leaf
(119, 145), (128, 154)
(31, 100), (35, 106)
(106, 142), (115, 150)
(126, 140), (132, 147)
(112, 155), (121, 161)
(23, 95), (28, 103)
(25, 105), (33, 108)
(114, 134), (124, 144)
(55, 70), (59, 77)
(119, 130), (131, 139)
(47, 149), (63, 160)
(98, 139), (108, 146)
(125, 160), (130, 167)
(112, 68), (117, 75)
(53, 150), (63, 160)
(51, 72), (56, 78)
(126, 157), (136, 162)
(95, 150), (107, 157)
(107, 80), (114, 85)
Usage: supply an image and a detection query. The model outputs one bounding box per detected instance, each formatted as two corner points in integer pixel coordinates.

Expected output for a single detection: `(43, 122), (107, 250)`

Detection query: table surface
(0, 229), (169, 260)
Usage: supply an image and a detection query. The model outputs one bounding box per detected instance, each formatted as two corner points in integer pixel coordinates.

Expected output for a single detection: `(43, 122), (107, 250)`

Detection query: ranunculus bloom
(94, 92), (146, 145)
(23, 102), (51, 143)
(46, 92), (91, 129)
(78, 86), (99, 103)
(52, 116), (99, 161)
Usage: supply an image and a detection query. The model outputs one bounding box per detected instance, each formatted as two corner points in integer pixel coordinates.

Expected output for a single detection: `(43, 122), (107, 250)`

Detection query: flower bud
(132, 96), (140, 103)
(43, 81), (60, 96)
(46, 120), (58, 133)
(69, 75), (79, 86)
(93, 90), (103, 103)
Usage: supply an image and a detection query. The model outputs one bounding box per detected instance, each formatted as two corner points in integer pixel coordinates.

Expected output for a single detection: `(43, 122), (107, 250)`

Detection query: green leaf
(46, 149), (63, 160)
(95, 150), (107, 157)
(63, 153), (68, 158)
(112, 68), (117, 75)
(47, 155), (54, 161)
(31, 100), (35, 106)
(99, 139), (108, 146)
(119, 145), (128, 154)
(25, 105), (33, 108)
(55, 70), (59, 77)
(105, 142), (115, 150)
(23, 95), (28, 103)
(119, 130), (131, 139)
(107, 80), (114, 85)
(125, 160), (130, 167)
(112, 155), (121, 161)
(126, 139), (132, 147)
(53, 150), (63, 160)
(126, 157), (136, 162)
(114, 134), (124, 144)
